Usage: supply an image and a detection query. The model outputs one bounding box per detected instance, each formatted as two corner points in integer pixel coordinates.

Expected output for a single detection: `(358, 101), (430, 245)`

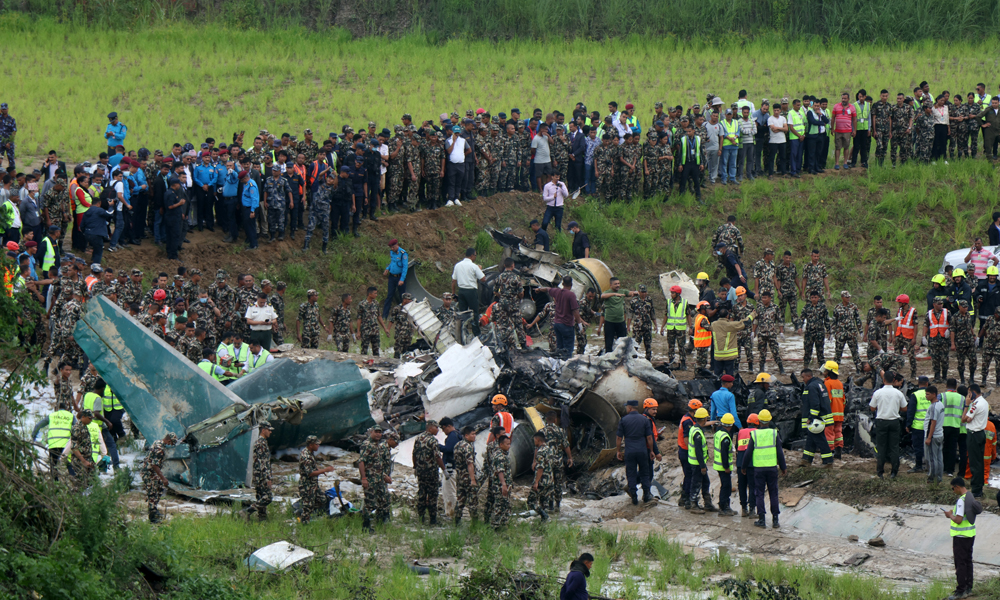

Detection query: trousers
(717, 470), (732, 509)
(679, 448), (694, 500)
(603, 320), (628, 353)
(624, 450), (651, 497)
(926, 435), (943, 481)
(754, 467), (780, 517)
(738, 464), (754, 509)
(241, 206), (258, 248)
(788, 138), (802, 175)
(446, 162), (465, 200)
(383, 274), (405, 319)
(943, 427), (968, 477)
(736, 142), (754, 181)
(874, 418), (901, 475)
(967, 429), (986, 496)
(911, 428), (925, 468)
(850, 129), (871, 166)
(953, 536), (975, 594)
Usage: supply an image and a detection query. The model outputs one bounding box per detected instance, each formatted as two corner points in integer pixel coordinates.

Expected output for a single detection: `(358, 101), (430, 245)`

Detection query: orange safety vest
(736, 427), (755, 453)
(644, 411), (661, 439)
(480, 302), (496, 326)
(825, 378), (845, 422)
(292, 163), (307, 196)
(677, 414), (694, 450)
(85, 275), (98, 292)
(927, 309), (949, 338)
(2, 266), (13, 297)
(693, 314), (712, 348)
(493, 411), (514, 435)
(895, 306), (916, 340)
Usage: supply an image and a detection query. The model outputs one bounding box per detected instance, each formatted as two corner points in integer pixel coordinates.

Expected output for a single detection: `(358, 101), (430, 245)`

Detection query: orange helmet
(747, 413), (760, 425)
(643, 398), (658, 409)
(491, 394), (507, 406)
(688, 399), (703, 410)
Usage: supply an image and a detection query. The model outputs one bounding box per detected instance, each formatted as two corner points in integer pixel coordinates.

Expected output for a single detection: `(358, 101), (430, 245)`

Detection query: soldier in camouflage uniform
(248, 422), (273, 521)
(403, 133), (423, 211)
(297, 289), (321, 349)
(527, 432), (556, 520)
(953, 300), (977, 384)
(303, 172), (333, 250)
(641, 131), (658, 198)
(43, 178), (70, 237)
(412, 421), (445, 525)
(753, 249), (777, 298)
(865, 308), (890, 360)
(58, 288), (85, 368)
(889, 95), (914, 166)
(120, 269), (143, 310)
(528, 301), (557, 350)
(453, 426), (479, 524)
(966, 94), (983, 158)
(541, 411), (571, 510)
(488, 434), (513, 530)
(979, 306), (1000, 384)
(517, 121), (532, 191)
(359, 427), (389, 531)
(180, 323), (202, 363)
(802, 252), (828, 301)
(831, 291), (863, 373)
(190, 291), (220, 349)
(913, 102), (935, 163)
(857, 352), (905, 388)
(925, 297), (951, 382)
(577, 290), (600, 355)
(385, 126), (405, 210)
(142, 432), (178, 523)
(494, 259), (527, 350)
(655, 132), (673, 197)
(328, 293), (353, 352)
(498, 124), (519, 192)
(731, 290), (755, 372)
(388, 293), (415, 358)
(797, 291), (830, 368)
(68, 410), (95, 491)
(488, 125), (504, 193)
(208, 270), (240, 336)
(181, 269), (202, 307)
(474, 126), (492, 195)
(269, 281), (286, 346)
(629, 285), (657, 361)
(357, 286), (387, 356)
(423, 133), (445, 207)
(53, 362), (75, 408)
(434, 293), (458, 338)
(298, 435), (332, 524)
(552, 126), (571, 185)
(593, 133), (616, 202)
(871, 91), (893, 166)
(753, 291), (784, 374)
(950, 95), (969, 160)
(618, 134), (641, 201)
(264, 166), (290, 241)
(712, 217), (745, 258)
(295, 130), (320, 164)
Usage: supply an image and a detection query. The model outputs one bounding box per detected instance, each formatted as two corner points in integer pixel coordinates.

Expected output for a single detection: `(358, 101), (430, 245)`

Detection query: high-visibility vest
(721, 119), (739, 146)
(713, 429), (732, 471)
(979, 94), (992, 111)
(736, 99), (753, 114)
(47, 410), (74, 450)
(495, 411), (514, 435)
(910, 389), (931, 431)
(942, 391), (967, 432)
(644, 412), (660, 439)
(928, 309), (949, 338)
(693, 314), (711, 348)
(854, 101), (871, 131)
(750, 428), (778, 467)
(787, 109), (805, 140)
(687, 426), (706, 466)
(221, 342), (250, 375)
(825, 378), (845, 422)
(245, 348), (271, 374)
(103, 387), (123, 412)
(626, 115), (638, 132)
(895, 306), (916, 340)
(950, 498), (977, 538)
(666, 300), (688, 331)
(198, 359), (225, 381)
(292, 164), (307, 196)
(215, 342), (238, 379)
(41, 237), (56, 272)
(677, 414), (693, 450)
(736, 427), (754, 454)
(85, 275), (98, 292)
(679, 136), (701, 166)
(807, 110), (825, 135)
(82, 391), (102, 416)
(86, 421), (102, 464)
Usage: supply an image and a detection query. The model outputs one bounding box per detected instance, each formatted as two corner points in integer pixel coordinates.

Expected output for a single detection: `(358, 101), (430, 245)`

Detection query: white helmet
(806, 418), (826, 434)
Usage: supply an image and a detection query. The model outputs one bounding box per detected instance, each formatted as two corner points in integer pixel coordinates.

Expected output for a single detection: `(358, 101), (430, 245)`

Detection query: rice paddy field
(6, 17), (1000, 158)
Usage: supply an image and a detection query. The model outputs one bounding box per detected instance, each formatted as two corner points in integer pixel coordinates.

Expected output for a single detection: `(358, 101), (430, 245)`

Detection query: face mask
(199, 298), (207, 304)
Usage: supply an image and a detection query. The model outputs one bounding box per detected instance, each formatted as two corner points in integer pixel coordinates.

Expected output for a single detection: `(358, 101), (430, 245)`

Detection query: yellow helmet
(988, 266), (1000, 276)
(952, 268), (966, 278)
(754, 372), (771, 383)
(694, 408), (709, 419)
(721, 413), (735, 425)
(823, 360), (839, 375)
(696, 272), (710, 281)
(931, 274), (947, 285)
(758, 409), (772, 422)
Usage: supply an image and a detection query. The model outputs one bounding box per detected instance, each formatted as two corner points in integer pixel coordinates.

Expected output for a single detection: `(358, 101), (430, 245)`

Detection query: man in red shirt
(536, 276), (585, 358)
(831, 92), (857, 170)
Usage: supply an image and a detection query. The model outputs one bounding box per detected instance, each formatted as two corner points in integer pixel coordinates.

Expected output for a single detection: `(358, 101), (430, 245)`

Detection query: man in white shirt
(444, 126), (469, 206)
(245, 292), (277, 350)
(541, 173), (568, 233)
(451, 247), (486, 334)
(962, 383), (990, 497)
(869, 371), (908, 478)
(767, 107), (789, 177)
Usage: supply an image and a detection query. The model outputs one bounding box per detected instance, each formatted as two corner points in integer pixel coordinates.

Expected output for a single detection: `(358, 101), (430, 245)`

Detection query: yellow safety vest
(666, 300), (688, 331)
(245, 348), (271, 374)
(855, 101), (870, 131)
(198, 359), (225, 381)
(979, 94), (992, 111)
(41, 236), (56, 272)
(713, 429), (732, 471)
(680, 136), (701, 166)
(47, 410), (74, 450)
(750, 428), (778, 467)
(950, 498), (977, 538)
(87, 421), (102, 464)
(721, 119), (739, 146)
(103, 387), (122, 412)
(910, 389), (930, 431)
(687, 426), (706, 466)
(788, 109), (805, 140)
(82, 391), (102, 417)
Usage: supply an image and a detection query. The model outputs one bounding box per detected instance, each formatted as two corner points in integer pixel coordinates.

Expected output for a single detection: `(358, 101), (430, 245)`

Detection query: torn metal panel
(570, 391), (621, 452)
(405, 261), (443, 310)
(405, 299), (459, 353)
(658, 270), (701, 307)
(421, 339), (500, 422)
(244, 542), (315, 572)
(166, 483), (256, 503)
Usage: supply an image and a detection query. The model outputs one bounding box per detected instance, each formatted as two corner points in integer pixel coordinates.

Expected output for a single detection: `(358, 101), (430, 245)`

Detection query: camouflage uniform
(404, 142), (423, 210)
(183, 335), (203, 364)
(141, 440), (167, 520)
(53, 376), (74, 409)
(951, 102), (970, 159)
(712, 222), (744, 256)
(871, 99), (892, 165)
(250, 435), (272, 519)
(753, 258), (776, 297)
(359, 437), (389, 525)
(453, 439), (479, 520)
(43, 187), (70, 232)
(297, 445), (328, 523)
(642, 137), (658, 198)
(297, 302), (321, 349)
(528, 445), (558, 512)
(629, 295), (656, 361)
(775, 263), (801, 327)
(190, 302), (217, 347)
(889, 103), (914, 166)
(475, 131), (491, 193)
(388, 303), (414, 358)
(295, 140), (320, 164)
(966, 102), (983, 158)
(913, 110), (935, 163)
(269, 292), (285, 346)
(926, 307), (951, 381)
(619, 142), (641, 201)
(533, 302), (558, 350)
(577, 299), (600, 355)
(305, 181), (332, 245)
(57, 299), (83, 367)
(802, 263), (827, 299)
(498, 131), (518, 191)
(386, 133), (405, 206)
(329, 306), (352, 352)
(208, 281), (240, 335)
(489, 127), (503, 190)
(800, 301), (830, 368)
(79, 371), (99, 394)
(69, 419), (94, 491)
(981, 318), (1000, 383)
(855, 352), (905, 386)
(755, 303), (783, 372)
(480, 441), (499, 517)
(494, 271), (526, 350)
(412, 431), (442, 522)
(655, 141), (674, 197)
(181, 280), (202, 307)
(423, 142), (444, 202)
(952, 310), (978, 382)
(264, 175), (290, 237)
(865, 319), (888, 360)
(831, 302), (863, 372)
(358, 299), (381, 356)
(552, 133), (570, 183)
(488, 446), (512, 529)
(542, 422), (569, 507)
(731, 300), (755, 372)
(593, 143), (615, 202)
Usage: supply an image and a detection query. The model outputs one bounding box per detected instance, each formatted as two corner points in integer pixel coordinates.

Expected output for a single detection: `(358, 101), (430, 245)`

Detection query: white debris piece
(658, 270), (700, 307)
(244, 541), (315, 572)
(394, 361), (425, 388)
(422, 338), (500, 422)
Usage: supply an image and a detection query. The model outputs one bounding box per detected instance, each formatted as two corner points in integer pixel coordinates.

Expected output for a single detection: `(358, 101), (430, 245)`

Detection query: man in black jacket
(150, 161), (171, 245)
(162, 176), (187, 261)
(81, 202), (113, 265)
(568, 122), (586, 191)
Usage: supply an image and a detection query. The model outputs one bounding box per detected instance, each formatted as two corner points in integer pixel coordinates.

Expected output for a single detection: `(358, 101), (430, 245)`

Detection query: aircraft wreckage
(72, 234), (886, 493)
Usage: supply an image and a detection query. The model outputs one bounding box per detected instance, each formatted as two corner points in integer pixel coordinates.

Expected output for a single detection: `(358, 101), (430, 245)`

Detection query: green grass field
(7, 18), (1000, 158)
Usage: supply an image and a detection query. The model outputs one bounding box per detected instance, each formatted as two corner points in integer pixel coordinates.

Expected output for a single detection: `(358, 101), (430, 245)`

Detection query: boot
(772, 516), (780, 528)
(536, 506), (549, 521)
(753, 517), (765, 528)
(322, 242), (328, 254)
(702, 496), (718, 512)
(362, 514), (374, 533)
(778, 365), (786, 375)
(679, 361), (687, 370)
(688, 499), (705, 514)
(969, 367), (976, 383)
(642, 491), (653, 503)
(834, 447), (842, 460)
(418, 511), (425, 524)
(454, 515), (461, 526)
(149, 509), (162, 524)
(683, 500), (692, 510)
(302, 239), (310, 251)
(269, 233), (275, 242)
(278, 233), (285, 241)
(428, 514), (438, 526)
(741, 508), (749, 518)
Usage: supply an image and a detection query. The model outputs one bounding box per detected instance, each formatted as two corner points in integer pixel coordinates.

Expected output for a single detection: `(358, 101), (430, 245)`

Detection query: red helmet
(896, 294), (909, 304)
(747, 413), (760, 425)
(153, 289), (167, 301)
(670, 285), (682, 294)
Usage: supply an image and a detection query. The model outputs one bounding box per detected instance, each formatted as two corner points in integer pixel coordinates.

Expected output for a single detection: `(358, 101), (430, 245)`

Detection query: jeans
(874, 418), (901, 475)
(911, 428), (925, 469)
(553, 322), (575, 357)
(967, 429), (986, 496)
(767, 143), (786, 176)
(86, 234), (105, 265)
(789, 139), (803, 175)
(241, 205), (258, 249)
(542, 205), (563, 232)
(153, 209), (164, 244)
(584, 162), (595, 193)
(383, 274), (405, 319)
(736, 143), (754, 181)
(705, 147), (720, 182)
(101, 428), (120, 469)
(603, 320), (628, 353)
(720, 146), (738, 183)
(109, 210), (125, 248)
(926, 436), (943, 481)
(624, 450), (651, 497)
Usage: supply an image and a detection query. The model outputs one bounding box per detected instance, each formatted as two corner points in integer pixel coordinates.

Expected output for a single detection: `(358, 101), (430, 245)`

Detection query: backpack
(99, 180), (119, 204)
(965, 492), (983, 524)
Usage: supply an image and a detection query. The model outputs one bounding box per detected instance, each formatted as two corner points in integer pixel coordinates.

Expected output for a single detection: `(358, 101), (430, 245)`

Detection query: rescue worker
(748, 372), (774, 414)
(800, 367), (834, 466)
(944, 477), (979, 600)
(893, 293), (919, 379)
(31, 401), (74, 481)
(641, 398), (663, 497)
(823, 361), (846, 459)
(926, 297), (952, 383)
(661, 284), (691, 369)
(693, 300), (713, 372)
(677, 399), (702, 508)
(735, 413), (759, 518)
(488, 394), (514, 442)
(906, 376), (931, 473)
(616, 399), (655, 504)
(686, 407), (717, 514)
(743, 409), (787, 529)
(713, 413), (738, 516)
